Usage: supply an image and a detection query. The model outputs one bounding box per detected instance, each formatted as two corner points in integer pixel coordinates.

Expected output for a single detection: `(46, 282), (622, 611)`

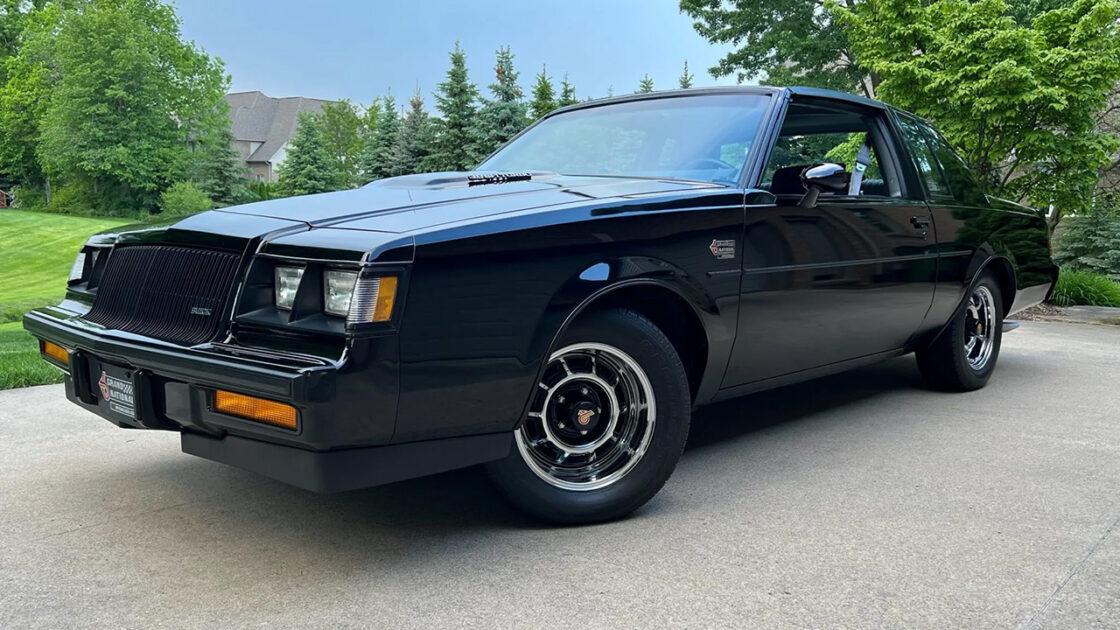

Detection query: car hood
(216, 172), (723, 233)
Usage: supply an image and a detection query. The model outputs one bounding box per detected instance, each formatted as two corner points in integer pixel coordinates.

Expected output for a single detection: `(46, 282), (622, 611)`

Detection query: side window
(895, 114), (950, 199)
(921, 125), (987, 206)
(761, 102), (898, 198)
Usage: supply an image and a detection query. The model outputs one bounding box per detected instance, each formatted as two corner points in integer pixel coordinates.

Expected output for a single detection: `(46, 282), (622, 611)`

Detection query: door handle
(910, 216), (931, 229)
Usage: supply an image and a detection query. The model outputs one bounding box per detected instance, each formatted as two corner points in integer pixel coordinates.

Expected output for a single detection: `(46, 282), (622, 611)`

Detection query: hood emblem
(709, 239), (735, 260)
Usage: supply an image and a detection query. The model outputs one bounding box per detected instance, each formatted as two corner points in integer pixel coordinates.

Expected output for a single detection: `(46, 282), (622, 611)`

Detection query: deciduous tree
(320, 98), (363, 188)
(835, 0), (1120, 217)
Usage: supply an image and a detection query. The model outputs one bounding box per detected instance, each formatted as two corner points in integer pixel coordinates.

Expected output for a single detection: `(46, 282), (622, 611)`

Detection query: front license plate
(90, 360), (137, 422)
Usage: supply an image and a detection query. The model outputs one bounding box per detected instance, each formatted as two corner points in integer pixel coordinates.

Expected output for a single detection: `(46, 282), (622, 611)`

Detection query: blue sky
(174, 0), (743, 108)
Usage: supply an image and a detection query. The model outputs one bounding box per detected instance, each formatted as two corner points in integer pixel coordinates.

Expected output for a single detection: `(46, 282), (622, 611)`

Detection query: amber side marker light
(42, 341), (69, 366)
(372, 276), (398, 322)
(213, 390), (298, 430)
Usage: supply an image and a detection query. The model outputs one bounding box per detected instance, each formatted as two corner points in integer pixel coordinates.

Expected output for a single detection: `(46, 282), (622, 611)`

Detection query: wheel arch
(522, 258), (729, 425)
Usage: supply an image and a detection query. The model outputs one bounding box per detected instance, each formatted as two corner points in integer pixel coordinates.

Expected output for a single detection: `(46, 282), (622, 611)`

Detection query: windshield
(478, 94), (770, 185)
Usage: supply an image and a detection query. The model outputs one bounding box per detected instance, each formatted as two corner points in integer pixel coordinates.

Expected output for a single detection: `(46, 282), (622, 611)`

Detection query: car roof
(546, 85), (890, 118)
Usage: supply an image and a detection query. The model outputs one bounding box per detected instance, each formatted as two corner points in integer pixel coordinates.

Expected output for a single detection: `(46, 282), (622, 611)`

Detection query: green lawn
(0, 210), (129, 389)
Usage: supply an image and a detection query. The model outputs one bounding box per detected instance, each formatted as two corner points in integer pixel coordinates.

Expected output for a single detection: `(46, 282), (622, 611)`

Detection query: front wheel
(486, 309), (691, 524)
(916, 273), (1004, 391)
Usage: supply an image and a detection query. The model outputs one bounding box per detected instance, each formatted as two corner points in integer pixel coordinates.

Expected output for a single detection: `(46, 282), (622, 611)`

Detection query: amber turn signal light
(42, 341), (69, 366)
(372, 276), (397, 322)
(213, 390), (297, 430)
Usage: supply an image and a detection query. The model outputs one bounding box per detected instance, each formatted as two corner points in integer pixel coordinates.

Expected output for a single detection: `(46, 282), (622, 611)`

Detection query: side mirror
(798, 163), (849, 208)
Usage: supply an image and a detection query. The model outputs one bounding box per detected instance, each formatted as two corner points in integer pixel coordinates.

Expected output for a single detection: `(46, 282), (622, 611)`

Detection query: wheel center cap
(571, 402), (600, 431)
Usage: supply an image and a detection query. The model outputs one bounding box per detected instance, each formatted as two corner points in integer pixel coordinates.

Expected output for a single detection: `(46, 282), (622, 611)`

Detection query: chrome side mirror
(799, 163), (849, 208)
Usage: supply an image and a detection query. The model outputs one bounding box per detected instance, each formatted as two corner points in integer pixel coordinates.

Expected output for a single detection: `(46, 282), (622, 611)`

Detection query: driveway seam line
(1018, 511), (1120, 630)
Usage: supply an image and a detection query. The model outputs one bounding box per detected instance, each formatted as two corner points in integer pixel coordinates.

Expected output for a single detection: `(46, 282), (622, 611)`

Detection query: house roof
(225, 91), (334, 164)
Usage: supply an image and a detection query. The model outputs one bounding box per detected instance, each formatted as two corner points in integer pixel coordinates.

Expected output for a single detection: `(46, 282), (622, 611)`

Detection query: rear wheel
(486, 309), (691, 524)
(917, 273), (1004, 391)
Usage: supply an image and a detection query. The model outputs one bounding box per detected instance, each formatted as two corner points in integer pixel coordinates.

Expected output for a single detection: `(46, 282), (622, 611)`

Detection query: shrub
(1048, 269), (1120, 308)
(159, 182), (213, 217)
(1053, 195), (1120, 280)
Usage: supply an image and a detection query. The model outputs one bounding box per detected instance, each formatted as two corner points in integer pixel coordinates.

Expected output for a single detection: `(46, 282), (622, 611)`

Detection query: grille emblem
(190, 307), (212, 316)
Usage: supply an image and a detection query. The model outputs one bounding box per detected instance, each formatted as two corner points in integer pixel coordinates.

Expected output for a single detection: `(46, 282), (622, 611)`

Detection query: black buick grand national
(25, 87), (1057, 523)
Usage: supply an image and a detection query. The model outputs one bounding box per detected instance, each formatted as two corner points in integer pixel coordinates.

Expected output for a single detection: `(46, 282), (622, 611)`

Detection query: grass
(0, 210), (129, 389)
(1049, 268), (1120, 308)
(0, 321), (64, 389)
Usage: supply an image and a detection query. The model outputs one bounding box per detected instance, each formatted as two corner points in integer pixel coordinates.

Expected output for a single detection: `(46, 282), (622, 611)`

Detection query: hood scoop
(467, 172), (534, 186)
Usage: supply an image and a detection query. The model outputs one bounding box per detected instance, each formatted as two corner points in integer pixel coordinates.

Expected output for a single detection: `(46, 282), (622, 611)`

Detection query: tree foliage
(473, 46), (528, 158)
(357, 94), (398, 182)
(277, 112), (336, 196)
(678, 60), (694, 89)
(387, 89), (431, 177)
(426, 42), (478, 171)
(637, 74), (654, 93)
(680, 0), (872, 95)
(186, 110), (247, 206)
(529, 65), (556, 121)
(835, 0), (1120, 216)
(319, 98), (363, 188)
(557, 74), (577, 107)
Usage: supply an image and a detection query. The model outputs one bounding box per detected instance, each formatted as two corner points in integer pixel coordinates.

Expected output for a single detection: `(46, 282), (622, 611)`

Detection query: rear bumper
(23, 307), (511, 491)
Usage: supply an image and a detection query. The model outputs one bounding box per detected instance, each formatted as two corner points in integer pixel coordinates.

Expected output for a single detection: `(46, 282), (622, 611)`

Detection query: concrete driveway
(2, 321), (1118, 629)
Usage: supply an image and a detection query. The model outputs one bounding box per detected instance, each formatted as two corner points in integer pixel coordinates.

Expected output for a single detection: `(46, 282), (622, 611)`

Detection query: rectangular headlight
(274, 266), (304, 310)
(323, 270), (358, 317)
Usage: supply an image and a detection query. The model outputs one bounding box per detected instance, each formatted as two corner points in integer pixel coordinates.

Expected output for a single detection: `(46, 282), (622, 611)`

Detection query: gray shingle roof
(224, 91), (334, 164)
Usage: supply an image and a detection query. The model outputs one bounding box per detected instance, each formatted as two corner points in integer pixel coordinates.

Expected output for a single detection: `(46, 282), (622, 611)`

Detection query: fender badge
(709, 239), (735, 260)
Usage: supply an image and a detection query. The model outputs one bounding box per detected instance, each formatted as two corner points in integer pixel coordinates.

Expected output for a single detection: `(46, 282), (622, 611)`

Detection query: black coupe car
(25, 87), (1057, 523)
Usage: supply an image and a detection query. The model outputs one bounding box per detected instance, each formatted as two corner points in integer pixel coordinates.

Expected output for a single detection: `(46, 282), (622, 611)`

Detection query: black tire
(486, 308), (691, 524)
(916, 272), (1004, 391)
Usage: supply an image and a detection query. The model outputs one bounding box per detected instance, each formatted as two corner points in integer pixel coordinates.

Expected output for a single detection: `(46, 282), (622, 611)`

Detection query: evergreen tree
(188, 120), (247, 206)
(277, 112), (336, 196)
(679, 61), (694, 89)
(637, 74), (654, 93)
(529, 65), (556, 120)
(427, 42), (479, 171)
(473, 46), (529, 157)
(387, 89), (431, 177)
(358, 93), (398, 182)
(557, 74), (578, 107)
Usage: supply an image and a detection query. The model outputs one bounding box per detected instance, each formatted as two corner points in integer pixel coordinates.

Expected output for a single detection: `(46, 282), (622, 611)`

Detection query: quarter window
(896, 115), (950, 198)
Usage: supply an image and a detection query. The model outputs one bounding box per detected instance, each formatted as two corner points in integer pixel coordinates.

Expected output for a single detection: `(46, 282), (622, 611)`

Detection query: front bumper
(23, 307), (511, 492)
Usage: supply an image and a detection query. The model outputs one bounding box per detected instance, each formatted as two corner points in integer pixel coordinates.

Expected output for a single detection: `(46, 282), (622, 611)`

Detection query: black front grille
(83, 245), (242, 345)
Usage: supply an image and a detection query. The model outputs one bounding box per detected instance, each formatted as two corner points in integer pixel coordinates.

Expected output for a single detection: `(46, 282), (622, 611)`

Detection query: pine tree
(637, 74), (654, 93)
(557, 74), (578, 107)
(678, 61), (694, 89)
(188, 123), (248, 206)
(473, 46), (529, 158)
(427, 42), (479, 171)
(387, 89), (432, 177)
(358, 94), (398, 181)
(277, 112), (336, 196)
(529, 65), (556, 120)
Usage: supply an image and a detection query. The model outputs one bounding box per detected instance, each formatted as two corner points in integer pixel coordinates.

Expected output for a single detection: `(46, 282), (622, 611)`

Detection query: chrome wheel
(516, 342), (656, 491)
(964, 285), (996, 371)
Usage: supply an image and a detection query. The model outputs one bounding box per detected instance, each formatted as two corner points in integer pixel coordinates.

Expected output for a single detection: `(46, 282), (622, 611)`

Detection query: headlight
(323, 270), (358, 317)
(323, 270), (398, 324)
(274, 266), (304, 310)
(68, 251), (87, 283)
